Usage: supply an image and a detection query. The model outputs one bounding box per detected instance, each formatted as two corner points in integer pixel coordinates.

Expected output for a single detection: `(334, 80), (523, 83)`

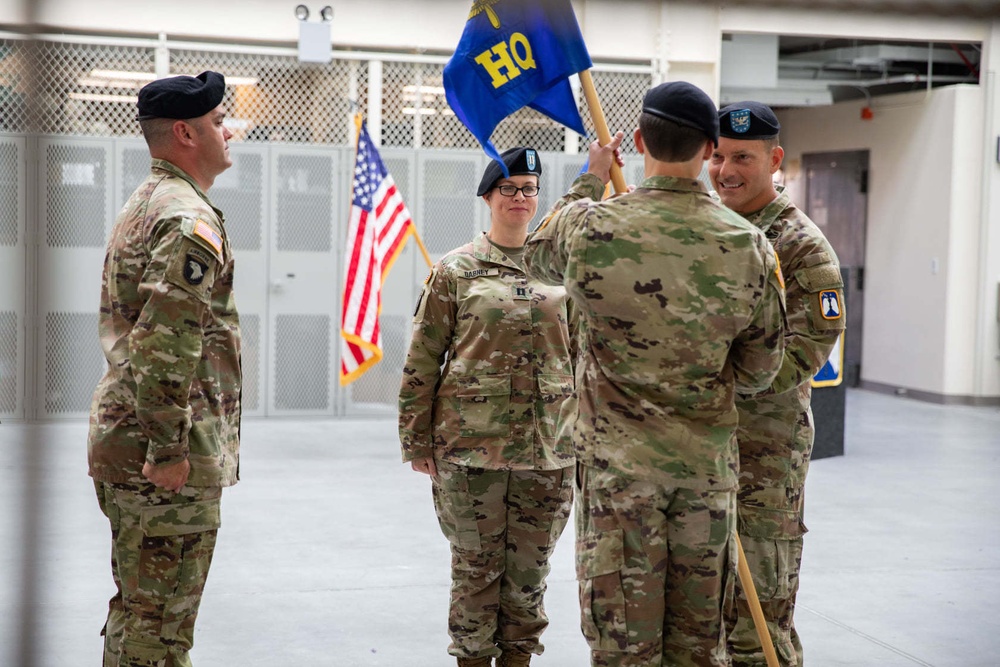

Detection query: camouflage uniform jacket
(524, 173), (786, 491)
(735, 187), (845, 537)
(399, 232), (576, 471)
(88, 158), (241, 488)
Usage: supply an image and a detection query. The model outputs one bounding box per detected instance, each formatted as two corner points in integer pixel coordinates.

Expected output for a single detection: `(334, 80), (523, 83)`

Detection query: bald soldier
(524, 82), (786, 666)
(709, 102), (846, 666)
(88, 71), (241, 667)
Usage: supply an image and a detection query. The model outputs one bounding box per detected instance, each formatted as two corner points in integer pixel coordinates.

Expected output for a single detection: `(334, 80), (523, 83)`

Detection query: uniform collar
(150, 158), (225, 221)
(473, 232), (523, 271)
(744, 186), (791, 235)
(637, 175), (710, 195)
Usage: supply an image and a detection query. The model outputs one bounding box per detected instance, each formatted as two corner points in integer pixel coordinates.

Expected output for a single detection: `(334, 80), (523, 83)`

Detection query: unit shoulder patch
(819, 290), (842, 320)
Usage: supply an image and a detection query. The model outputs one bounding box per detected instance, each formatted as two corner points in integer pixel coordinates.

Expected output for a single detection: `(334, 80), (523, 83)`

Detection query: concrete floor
(2, 389), (998, 666)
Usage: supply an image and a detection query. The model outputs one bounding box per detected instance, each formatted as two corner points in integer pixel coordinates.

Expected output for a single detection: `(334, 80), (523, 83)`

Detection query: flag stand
(578, 69), (628, 195)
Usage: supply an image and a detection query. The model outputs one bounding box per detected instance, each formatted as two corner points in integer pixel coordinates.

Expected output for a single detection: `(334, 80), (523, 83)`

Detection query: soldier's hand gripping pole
(735, 534), (780, 667)
(578, 69), (628, 195)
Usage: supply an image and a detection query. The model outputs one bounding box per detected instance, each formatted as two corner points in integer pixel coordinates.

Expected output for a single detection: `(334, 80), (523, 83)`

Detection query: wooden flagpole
(411, 226), (433, 269)
(577, 69), (628, 195)
(736, 535), (781, 667)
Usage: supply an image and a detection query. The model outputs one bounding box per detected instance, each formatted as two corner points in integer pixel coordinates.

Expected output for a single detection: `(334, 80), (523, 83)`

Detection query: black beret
(137, 71), (226, 121)
(641, 81), (719, 147)
(476, 147), (543, 196)
(719, 101), (781, 139)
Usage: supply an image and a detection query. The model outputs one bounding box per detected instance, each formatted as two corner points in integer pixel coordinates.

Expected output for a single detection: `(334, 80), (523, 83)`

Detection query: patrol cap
(641, 81), (719, 147)
(137, 71), (226, 121)
(477, 147), (543, 196)
(719, 101), (781, 139)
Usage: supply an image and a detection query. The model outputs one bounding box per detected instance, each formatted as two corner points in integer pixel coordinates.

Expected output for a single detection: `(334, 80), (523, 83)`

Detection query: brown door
(803, 150), (869, 387)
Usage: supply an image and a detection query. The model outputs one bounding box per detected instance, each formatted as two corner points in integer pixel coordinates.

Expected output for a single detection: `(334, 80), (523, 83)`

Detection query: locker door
(0, 136), (25, 419)
(36, 138), (111, 418)
(266, 146), (344, 416)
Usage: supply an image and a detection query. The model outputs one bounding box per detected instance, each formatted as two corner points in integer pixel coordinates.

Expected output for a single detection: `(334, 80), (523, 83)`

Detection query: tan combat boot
(456, 657), (492, 667)
(497, 651), (531, 667)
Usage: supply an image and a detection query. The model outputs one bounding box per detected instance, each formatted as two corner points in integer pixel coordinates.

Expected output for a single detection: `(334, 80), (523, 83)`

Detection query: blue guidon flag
(729, 108), (751, 134)
(444, 0), (592, 174)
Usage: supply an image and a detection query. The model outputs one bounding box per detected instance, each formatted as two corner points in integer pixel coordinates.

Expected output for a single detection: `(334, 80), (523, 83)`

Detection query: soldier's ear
(172, 120), (198, 147)
(633, 128), (644, 154)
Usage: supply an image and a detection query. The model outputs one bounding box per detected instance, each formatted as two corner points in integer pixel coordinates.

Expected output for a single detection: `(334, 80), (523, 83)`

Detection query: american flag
(340, 118), (415, 385)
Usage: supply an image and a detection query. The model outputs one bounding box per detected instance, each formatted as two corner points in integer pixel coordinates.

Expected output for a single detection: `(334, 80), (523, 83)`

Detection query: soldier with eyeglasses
(399, 147), (577, 667)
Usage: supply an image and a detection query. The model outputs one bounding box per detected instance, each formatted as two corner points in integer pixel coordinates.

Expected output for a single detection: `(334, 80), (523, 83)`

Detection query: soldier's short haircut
(764, 134), (780, 150)
(138, 117), (177, 149)
(639, 112), (711, 162)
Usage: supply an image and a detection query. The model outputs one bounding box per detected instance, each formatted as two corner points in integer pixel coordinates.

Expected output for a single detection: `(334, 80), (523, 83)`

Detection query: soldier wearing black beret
(401, 143), (581, 667)
(710, 100), (846, 667)
(522, 82), (787, 666)
(89, 68), (242, 667)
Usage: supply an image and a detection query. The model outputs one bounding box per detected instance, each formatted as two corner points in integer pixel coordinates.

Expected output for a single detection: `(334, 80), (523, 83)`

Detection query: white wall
(778, 85), (990, 397)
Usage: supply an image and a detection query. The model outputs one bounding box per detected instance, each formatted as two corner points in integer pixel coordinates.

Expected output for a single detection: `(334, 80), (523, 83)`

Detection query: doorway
(803, 150), (869, 387)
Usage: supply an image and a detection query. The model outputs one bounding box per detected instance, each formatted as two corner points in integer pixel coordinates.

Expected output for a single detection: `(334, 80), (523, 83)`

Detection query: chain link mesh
(274, 314), (330, 410)
(0, 140), (17, 245)
(18, 36), (648, 153)
(0, 311), (16, 414)
(171, 49), (365, 145)
(45, 142), (108, 248)
(0, 39), (29, 132)
(45, 311), (106, 414)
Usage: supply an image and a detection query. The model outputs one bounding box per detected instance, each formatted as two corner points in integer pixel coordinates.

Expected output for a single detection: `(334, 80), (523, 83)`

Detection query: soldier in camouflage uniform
(399, 148), (576, 667)
(523, 82), (787, 667)
(710, 102), (846, 667)
(88, 71), (241, 667)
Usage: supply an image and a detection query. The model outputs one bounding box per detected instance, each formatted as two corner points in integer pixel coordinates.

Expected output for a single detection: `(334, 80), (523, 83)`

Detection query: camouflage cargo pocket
(431, 464), (482, 551)
(576, 528), (628, 651)
(737, 534), (799, 602)
(535, 373), (575, 440)
(457, 375), (510, 437)
(136, 497), (221, 601)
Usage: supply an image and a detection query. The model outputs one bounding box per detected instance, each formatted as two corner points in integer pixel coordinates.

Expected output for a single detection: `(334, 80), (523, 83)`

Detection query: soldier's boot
(496, 651), (532, 667)
(456, 657), (492, 667)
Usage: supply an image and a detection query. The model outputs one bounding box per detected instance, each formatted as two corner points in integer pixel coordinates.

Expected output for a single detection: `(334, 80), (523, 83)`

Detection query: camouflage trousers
(726, 500), (805, 667)
(95, 480), (222, 667)
(431, 460), (574, 659)
(575, 464), (737, 667)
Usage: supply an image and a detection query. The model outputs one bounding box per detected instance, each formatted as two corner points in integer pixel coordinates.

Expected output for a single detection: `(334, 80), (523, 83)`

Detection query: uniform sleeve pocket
(140, 498), (222, 537)
(576, 529), (628, 651)
(456, 375), (510, 437)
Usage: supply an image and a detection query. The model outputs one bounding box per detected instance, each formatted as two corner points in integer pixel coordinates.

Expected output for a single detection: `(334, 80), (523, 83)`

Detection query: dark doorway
(803, 150), (869, 387)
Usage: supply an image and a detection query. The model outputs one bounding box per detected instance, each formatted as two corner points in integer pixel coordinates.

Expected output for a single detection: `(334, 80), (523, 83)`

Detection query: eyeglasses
(495, 184), (540, 197)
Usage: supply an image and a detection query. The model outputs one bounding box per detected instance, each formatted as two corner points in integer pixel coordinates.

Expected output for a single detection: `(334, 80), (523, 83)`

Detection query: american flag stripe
(340, 119), (415, 386)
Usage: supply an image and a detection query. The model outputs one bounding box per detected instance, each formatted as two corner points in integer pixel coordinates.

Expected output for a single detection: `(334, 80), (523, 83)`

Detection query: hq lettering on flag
(444, 0), (592, 172)
(340, 118), (415, 386)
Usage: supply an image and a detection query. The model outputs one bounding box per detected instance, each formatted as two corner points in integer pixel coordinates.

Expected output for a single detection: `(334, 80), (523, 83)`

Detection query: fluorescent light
(68, 92), (139, 103)
(402, 84), (445, 95)
(402, 107), (437, 115)
(89, 69), (156, 81)
(86, 70), (258, 87)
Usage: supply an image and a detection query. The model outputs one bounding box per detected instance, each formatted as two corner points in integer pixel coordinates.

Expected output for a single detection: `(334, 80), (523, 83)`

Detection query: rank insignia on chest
(819, 290), (842, 320)
(513, 284), (531, 300)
